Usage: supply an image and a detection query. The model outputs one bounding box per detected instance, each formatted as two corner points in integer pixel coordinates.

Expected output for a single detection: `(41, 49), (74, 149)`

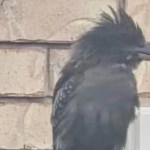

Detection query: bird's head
(72, 7), (150, 69)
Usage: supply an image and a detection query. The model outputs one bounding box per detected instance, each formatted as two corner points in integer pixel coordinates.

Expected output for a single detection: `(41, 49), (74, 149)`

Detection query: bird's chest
(75, 64), (137, 104)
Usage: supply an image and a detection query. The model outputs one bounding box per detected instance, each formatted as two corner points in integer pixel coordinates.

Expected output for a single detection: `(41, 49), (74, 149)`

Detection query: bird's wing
(51, 74), (81, 150)
(52, 75), (79, 130)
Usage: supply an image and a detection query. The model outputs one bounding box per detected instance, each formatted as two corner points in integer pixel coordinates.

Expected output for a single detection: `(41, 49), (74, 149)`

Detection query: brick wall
(0, 0), (149, 150)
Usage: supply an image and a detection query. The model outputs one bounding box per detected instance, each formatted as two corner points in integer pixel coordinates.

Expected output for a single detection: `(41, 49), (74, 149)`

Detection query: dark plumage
(51, 7), (149, 150)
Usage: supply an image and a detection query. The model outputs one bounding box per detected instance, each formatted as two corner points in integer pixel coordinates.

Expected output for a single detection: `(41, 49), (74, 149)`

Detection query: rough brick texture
(0, 48), (48, 97)
(0, 0), (117, 40)
(0, 99), (52, 149)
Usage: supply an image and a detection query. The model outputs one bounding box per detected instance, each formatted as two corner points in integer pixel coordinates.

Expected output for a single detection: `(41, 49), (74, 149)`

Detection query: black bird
(51, 7), (150, 150)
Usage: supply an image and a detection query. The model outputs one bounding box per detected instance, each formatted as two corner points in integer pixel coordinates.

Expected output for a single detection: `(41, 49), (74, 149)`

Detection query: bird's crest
(69, 7), (145, 65)
(96, 6), (144, 47)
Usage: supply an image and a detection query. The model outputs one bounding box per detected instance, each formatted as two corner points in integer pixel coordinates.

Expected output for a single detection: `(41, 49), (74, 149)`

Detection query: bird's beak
(135, 44), (150, 61)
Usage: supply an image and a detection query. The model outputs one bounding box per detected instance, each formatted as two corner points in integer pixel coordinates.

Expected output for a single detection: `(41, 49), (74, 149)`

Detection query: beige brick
(50, 50), (71, 89)
(0, 99), (52, 149)
(0, 0), (117, 40)
(134, 61), (150, 93)
(0, 48), (47, 97)
(0, 21), (10, 40)
(24, 100), (52, 150)
(126, 0), (150, 41)
(0, 101), (27, 149)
